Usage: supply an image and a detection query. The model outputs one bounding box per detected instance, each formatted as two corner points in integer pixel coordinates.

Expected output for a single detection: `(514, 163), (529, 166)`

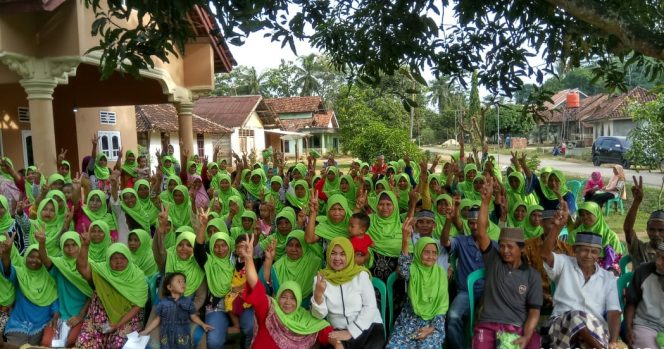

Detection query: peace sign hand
(34, 224), (47, 244)
(0, 231), (17, 256)
(196, 207), (209, 228)
(631, 176), (643, 203)
(314, 273), (327, 296)
(402, 216), (414, 241)
(158, 204), (170, 230)
(309, 188), (319, 213)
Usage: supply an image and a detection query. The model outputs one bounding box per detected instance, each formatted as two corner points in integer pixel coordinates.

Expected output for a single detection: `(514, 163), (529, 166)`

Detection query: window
(100, 111), (117, 125)
(98, 131), (121, 161)
(239, 129), (254, 137)
(197, 134), (205, 157)
(311, 135), (321, 148)
(284, 140), (290, 153)
(18, 107), (29, 123)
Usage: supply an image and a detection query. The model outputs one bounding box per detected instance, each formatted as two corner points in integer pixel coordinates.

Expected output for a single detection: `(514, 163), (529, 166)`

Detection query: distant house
(535, 87), (656, 146)
(135, 104), (231, 166)
(265, 96), (340, 158)
(193, 95), (281, 161)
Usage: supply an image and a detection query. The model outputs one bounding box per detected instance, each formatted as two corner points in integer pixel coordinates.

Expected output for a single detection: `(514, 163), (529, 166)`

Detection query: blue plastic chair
(566, 180), (583, 204)
(466, 268), (486, 347)
(386, 271), (398, 335)
(619, 255), (632, 275)
(605, 196), (625, 216)
(617, 272), (634, 312)
(372, 277), (388, 339)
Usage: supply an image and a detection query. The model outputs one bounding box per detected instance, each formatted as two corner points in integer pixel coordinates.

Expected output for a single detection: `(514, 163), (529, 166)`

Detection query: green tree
(484, 103), (535, 138)
(295, 54), (322, 96)
(261, 60), (300, 97)
(626, 95), (664, 171)
(468, 71), (481, 118)
(344, 120), (421, 162)
(211, 65), (264, 96)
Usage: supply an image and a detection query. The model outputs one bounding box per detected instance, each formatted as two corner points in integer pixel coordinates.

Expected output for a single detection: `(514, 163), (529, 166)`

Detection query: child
(137, 154), (150, 180)
(348, 212), (374, 266)
(224, 235), (253, 334)
(257, 202), (274, 237)
(141, 272), (213, 348)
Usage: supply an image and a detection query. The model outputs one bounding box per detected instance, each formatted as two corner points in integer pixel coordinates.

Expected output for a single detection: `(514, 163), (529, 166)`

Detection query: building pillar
(20, 79), (58, 174)
(176, 101), (194, 164)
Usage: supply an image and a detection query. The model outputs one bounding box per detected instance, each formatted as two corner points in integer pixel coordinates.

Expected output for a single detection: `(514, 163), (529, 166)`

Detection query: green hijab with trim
(273, 230), (321, 298)
(570, 202), (624, 254)
(523, 205), (544, 239)
(367, 191), (404, 257)
(50, 231), (94, 297)
(320, 237), (370, 285)
(128, 229), (158, 277)
(272, 281), (330, 335)
(134, 179), (159, 229)
(315, 194), (350, 240)
(29, 198), (64, 257)
(168, 185), (192, 229)
(166, 231), (205, 297)
(409, 237), (448, 320)
(120, 188), (153, 232)
(16, 245), (58, 306)
(205, 232), (234, 297)
(94, 153), (110, 180)
(88, 220), (112, 263)
(121, 150), (138, 178)
(286, 180), (310, 210)
(82, 190), (117, 230)
(90, 243), (148, 306)
(322, 166), (341, 198)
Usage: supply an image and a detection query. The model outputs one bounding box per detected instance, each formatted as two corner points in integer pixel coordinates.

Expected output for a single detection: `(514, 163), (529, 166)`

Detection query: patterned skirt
(75, 294), (143, 349)
(547, 310), (608, 348)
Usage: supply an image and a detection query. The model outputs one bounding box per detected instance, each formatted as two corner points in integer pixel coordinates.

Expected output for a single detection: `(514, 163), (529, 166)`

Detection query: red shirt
(350, 234), (374, 256)
(243, 282), (332, 349)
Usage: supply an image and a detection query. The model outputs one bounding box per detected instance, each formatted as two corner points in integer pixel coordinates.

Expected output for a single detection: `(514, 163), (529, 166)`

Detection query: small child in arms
(141, 272), (213, 348)
(348, 212), (374, 266)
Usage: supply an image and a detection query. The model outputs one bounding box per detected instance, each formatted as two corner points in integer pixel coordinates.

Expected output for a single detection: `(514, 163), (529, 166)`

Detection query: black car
(591, 136), (632, 168)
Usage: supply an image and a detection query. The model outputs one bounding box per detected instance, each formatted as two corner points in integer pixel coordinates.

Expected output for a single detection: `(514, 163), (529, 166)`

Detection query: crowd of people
(0, 135), (662, 349)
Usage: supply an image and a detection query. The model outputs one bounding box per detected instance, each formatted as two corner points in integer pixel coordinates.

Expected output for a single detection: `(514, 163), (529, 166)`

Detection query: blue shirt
(2, 264), (59, 336)
(51, 267), (88, 320)
(449, 235), (497, 296)
(525, 174), (576, 214)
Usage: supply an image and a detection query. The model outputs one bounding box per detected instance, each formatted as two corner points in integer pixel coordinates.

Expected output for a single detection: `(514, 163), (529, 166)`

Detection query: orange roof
(585, 87), (657, 122)
(193, 95), (280, 128)
(135, 104), (230, 134)
(265, 96), (325, 114)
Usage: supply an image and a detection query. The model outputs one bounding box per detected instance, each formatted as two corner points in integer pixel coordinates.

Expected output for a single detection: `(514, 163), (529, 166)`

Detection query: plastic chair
(617, 271), (634, 311)
(605, 196), (625, 216)
(386, 271), (398, 335)
(619, 255), (632, 275)
(372, 277), (388, 339)
(466, 268), (486, 346)
(566, 180), (583, 204)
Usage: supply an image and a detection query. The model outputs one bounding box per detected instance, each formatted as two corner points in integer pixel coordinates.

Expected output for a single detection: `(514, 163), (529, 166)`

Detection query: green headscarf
(322, 166), (341, 198)
(242, 168), (267, 199)
(570, 202), (624, 254)
(395, 173), (412, 211)
(315, 194), (350, 240)
(230, 211), (257, 240)
(268, 208), (296, 260)
(160, 175), (182, 205)
(15, 245), (58, 306)
(134, 179), (159, 228)
(91, 243), (148, 306)
(223, 195), (245, 228)
(0, 234), (16, 306)
(266, 176), (285, 213)
(292, 163), (308, 179)
(540, 170), (570, 201)
(120, 188), (154, 232)
(166, 232), (205, 297)
(339, 175), (357, 209)
(273, 230), (322, 298)
(206, 218), (230, 237)
(505, 172), (527, 206)
(94, 153), (110, 180)
(458, 164), (478, 194)
(286, 180), (310, 210)
(29, 198), (63, 256)
(168, 185), (192, 229)
(433, 194), (458, 239)
(523, 205), (544, 239)
(321, 237), (370, 285)
(409, 237), (448, 320)
(25, 167), (46, 203)
(50, 231), (94, 297)
(507, 200), (528, 229)
(0, 157), (13, 180)
(204, 232), (234, 297)
(47, 173), (65, 187)
(88, 220), (112, 263)
(82, 190), (117, 230)
(272, 281), (330, 336)
(214, 173), (241, 215)
(128, 229), (158, 277)
(59, 161), (72, 184)
(121, 150), (138, 178)
(0, 195), (14, 233)
(161, 155), (176, 177)
(367, 191), (403, 257)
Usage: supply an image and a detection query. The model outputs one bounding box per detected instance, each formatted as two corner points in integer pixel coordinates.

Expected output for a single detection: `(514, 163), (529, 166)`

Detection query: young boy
(348, 212), (374, 266)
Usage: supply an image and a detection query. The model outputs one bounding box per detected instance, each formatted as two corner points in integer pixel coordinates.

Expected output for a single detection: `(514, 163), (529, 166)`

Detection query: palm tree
(428, 76), (452, 116)
(295, 54), (322, 96)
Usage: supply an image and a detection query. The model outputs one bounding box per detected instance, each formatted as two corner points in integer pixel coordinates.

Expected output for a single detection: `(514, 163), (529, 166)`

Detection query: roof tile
(193, 95), (279, 128)
(264, 96), (324, 114)
(135, 104), (230, 134)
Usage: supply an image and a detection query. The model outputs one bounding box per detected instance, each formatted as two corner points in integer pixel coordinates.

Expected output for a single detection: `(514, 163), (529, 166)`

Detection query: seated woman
(29, 198), (67, 257)
(261, 230), (322, 305)
(541, 201), (622, 349)
(1, 238), (59, 346)
(77, 189), (117, 240)
(387, 232), (448, 348)
(311, 236), (385, 349)
(305, 193), (352, 259)
(471, 181), (543, 349)
(76, 236), (147, 348)
(569, 201), (624, 272)
(238, 233), (334, 349)
(259, 207), (296, 261)
(507, 200), (528, 229)
(36, 231), (92, 347)
(517, 152), (576, 214)
(588, 165), (626, 209)
(625, 242), (664, 349)
(582, 171), (604, 202)
(127, 229), (159, 280)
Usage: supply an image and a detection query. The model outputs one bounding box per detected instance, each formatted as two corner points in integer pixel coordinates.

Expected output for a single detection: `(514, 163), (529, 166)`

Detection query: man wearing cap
(522, 209), (574, 312)
(625, 242), (664, 349)
(441, 201), (496, 349)
(624, 175), (664, 267)
(471, 180), (543, 349)
(542, 201), (621, 349)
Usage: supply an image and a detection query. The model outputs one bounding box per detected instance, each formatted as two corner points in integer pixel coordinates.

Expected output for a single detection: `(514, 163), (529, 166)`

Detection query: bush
(345, 121), (422, 162)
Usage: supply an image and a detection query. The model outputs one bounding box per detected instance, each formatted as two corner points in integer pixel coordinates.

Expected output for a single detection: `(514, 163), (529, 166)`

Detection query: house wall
(145, 132), (226, 172)
(0, 84), (32, 169)
(612, 119), (635, 137)
(282, 138), (304, 160)
(75, 106), (138, 169)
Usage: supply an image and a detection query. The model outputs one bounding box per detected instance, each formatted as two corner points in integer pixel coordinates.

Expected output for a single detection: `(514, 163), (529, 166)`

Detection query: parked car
(591, 136), (632, 168)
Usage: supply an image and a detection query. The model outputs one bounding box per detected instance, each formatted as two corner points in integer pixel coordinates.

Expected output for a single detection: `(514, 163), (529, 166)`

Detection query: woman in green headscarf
(339, 174), (357, 209)
(87, 220), (112, 263)
(312, 236), (385, 347)
(0, 243), (59, 346)
(134, 179), (160, 228)
(213, 173), (241, 215)
(25, 166), (46, 204)
(286, 179), (310, 211)
(168, 185), (192, 229)
(205, 217), (230, 240)
(237, 234), (332, 348)
(265, 176), (285, 213)
(569, 201), (624, 256)
(29, 198), (65, 257)
(222, 195), (245, 229)
(433, 194), (459, 239)
(80, 189), (116, 238)
(36, 231), (92, 347)
(525, 167), (577, 214)
(261, 230), (322, 306)
(321, 166), (341, 199)
(366, 191), (405, 281)
(305, 194), (351, 259)
(164, 232), (206, 298)
(119, 188), (154, 233)
(387, 236), (448, 348)
(395, 173), (412, 213)
(457, 164), (478, 196)
(127, 229), (158, 278)
(160, 155), (177, 177)
(507, 200), (528, 229)
(57, 160), (72, 184)
(47, 173), (66, 192)
(0, 234), (16, 337)
(291, 163), (308, 180)
(259, 207), (296, 261)
(506, 171), (539, 207)
(159, 175), (182, 205)
(230, 211), (258, 240)
(523, 205), (544, 239)
(120, 150), (138, 188)
(242, 169), (267, 202)
(76, 240), (147, 348)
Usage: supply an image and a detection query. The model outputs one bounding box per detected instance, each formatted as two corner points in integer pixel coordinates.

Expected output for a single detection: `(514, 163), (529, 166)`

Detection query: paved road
(422, 146), (664, 188)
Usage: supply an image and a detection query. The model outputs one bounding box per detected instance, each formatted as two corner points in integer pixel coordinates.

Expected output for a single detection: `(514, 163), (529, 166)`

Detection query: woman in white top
(589, 165), (626, 209)
(311, 236), (384, 349)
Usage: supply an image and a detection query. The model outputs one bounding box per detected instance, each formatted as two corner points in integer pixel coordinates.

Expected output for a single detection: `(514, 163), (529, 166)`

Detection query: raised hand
(355, 186), (368, 210)
(110, 169), (121, 182)
(314, 273), (327, 296)
(631, 176), (643, 202)
(402, 216), (414, 241)
(80, 230), (91, 247)
(309, 188), (319, 213)
(35, 224), (46, 244)
(0, 232), (16, 255)
(196, 207), (209, 228)
(158, 204), (169, 231)
(480, 177), (494, 202)
(58, 148), (68, 161)
(264, 239), (277, 261)
(91, 134), (100, 146)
